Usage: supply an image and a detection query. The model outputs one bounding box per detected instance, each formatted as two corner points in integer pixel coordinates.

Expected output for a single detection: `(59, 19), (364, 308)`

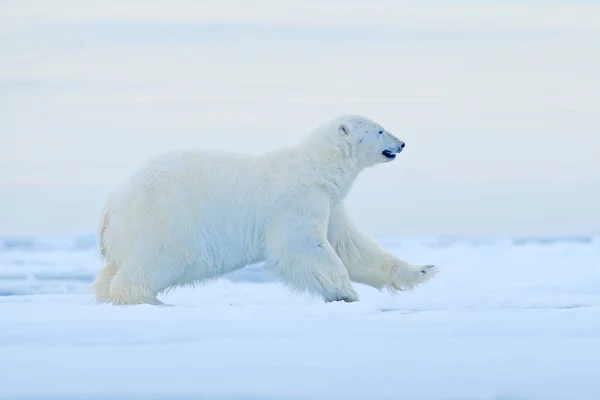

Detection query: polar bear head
(331, 115), (406, 168)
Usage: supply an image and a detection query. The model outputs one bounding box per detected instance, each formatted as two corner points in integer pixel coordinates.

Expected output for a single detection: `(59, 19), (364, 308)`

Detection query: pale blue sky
(1, 0), (599, 236)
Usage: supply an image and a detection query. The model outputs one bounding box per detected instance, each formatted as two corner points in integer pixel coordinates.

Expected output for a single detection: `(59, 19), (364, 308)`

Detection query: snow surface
(1, 234), (600, 399)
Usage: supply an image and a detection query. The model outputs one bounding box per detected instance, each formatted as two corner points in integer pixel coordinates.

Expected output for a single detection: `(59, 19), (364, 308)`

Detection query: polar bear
(93, 114), (438, 305)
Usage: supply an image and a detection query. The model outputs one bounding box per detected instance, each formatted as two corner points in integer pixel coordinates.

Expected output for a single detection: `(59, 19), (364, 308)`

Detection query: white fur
(93, 115), (438, 305)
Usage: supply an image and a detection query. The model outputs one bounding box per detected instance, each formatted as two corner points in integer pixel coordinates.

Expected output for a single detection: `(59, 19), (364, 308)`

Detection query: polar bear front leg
(328, 205), (438, 292)
(265, 214), (359, 303)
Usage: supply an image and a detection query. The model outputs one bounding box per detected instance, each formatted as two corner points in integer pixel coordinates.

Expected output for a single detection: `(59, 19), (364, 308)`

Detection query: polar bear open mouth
(382, 149), (398, 160)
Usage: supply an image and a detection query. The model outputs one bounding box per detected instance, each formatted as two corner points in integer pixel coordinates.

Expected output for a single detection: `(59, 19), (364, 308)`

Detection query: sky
(1, 0), (599, 237)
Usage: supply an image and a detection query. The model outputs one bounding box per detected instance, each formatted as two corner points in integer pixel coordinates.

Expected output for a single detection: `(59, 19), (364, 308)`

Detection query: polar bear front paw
(323, 286), (360, 303)
(419, 264), (438, 277)
(390, 264), (438, 292)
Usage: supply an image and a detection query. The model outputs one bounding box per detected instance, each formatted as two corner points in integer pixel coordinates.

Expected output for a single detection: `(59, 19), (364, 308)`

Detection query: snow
(1, 235), (600, 399)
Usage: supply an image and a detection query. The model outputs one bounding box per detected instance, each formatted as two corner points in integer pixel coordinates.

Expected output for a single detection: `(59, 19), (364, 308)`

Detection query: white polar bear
(93, 115), (438, 305)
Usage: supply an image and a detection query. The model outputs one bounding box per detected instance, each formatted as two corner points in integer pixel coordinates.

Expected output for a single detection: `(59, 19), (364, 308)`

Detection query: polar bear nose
(400, 142), (405, 149)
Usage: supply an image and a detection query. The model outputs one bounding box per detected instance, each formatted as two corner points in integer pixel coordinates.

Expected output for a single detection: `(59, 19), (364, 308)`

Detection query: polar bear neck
(291, 132), (362, 203)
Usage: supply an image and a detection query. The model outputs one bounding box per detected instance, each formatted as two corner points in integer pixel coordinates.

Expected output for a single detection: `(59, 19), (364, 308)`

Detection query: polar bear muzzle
(382, 142), (405, 160)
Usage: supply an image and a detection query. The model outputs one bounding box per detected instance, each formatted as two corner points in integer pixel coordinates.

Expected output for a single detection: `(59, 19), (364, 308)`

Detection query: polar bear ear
(338, 124), (350, 135)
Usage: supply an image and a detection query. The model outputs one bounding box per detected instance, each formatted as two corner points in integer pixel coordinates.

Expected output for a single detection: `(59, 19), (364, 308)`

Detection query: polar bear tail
(92, 263), (119, 303)
(97, 202), (110, 260)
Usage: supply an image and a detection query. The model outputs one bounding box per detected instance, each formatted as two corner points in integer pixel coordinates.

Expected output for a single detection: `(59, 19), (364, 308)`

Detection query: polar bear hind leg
(92, 263), (164, 305)
(91, 263), (118, 303)
(106, 270), (164, 305)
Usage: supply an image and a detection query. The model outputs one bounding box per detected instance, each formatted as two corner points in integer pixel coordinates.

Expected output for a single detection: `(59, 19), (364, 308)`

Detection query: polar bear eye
(378, 130), (383, 135)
